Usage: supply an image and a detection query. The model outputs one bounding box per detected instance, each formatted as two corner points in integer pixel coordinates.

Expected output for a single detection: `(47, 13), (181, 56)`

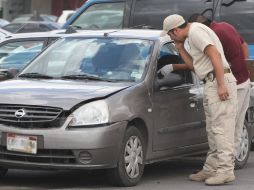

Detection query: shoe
(189, 170), (215, 182)
(205, 173), (235, 185)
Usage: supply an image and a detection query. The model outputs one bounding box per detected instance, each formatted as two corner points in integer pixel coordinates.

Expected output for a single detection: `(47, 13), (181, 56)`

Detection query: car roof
(0, 29), (173, 44)
(63, 29), (172, 41)
(0, 31), (66, 42)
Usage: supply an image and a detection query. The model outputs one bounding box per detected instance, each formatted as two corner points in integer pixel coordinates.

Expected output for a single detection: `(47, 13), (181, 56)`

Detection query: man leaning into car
(159, 14), (237, 185)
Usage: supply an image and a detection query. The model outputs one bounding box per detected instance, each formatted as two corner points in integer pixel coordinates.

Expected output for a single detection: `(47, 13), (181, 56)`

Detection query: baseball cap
(160, 14), (186, 37)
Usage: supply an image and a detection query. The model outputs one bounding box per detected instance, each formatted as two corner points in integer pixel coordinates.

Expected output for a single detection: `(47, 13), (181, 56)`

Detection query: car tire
(107, 126), (146, 187)
(235, 121), (251, 169)
(0, 167), (7, 178)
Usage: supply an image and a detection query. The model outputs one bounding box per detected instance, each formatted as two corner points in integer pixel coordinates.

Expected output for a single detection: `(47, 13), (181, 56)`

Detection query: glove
(157, 64), (174, 77)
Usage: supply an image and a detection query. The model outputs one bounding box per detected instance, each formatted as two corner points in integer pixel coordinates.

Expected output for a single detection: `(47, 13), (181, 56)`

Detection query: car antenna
(103, 30), (120, 37)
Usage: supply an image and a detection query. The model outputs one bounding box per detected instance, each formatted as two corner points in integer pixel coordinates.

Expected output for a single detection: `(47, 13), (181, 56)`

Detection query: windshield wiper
(61, 74), (117, 82)
(18, 73), (53, 79)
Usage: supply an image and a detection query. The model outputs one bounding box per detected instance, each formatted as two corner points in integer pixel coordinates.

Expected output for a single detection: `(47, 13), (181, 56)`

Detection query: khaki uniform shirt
(187, 23), (230, 80)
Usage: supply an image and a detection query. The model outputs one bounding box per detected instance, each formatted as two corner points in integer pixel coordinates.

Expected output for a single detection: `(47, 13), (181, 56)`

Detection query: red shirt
(210, 22), (249, 84)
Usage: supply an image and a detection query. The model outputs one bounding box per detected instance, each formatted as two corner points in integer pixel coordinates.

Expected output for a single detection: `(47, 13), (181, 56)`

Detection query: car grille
(0, 104), (63, 123)
(0, 146), (76, 164)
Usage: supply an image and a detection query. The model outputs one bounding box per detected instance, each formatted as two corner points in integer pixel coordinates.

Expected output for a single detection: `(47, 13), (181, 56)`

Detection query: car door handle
(190, 101), (197, 108)
(189, 97), (199, 108)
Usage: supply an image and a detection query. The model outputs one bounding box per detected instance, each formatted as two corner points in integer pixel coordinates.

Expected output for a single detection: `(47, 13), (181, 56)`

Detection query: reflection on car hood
(0, 79), (134, 110)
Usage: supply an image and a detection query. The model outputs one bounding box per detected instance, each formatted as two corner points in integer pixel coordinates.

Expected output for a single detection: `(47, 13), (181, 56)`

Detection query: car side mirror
(0, 68), (19, 81)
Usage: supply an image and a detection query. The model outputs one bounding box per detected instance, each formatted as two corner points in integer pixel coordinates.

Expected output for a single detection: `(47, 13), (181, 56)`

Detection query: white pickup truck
(249, 82), (254, 149)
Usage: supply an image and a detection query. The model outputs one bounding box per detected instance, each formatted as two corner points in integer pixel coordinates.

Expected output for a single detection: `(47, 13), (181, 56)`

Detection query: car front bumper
(0, 120), (128, 170)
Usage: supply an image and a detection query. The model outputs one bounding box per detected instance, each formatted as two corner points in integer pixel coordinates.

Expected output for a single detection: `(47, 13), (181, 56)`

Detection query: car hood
(0, 79), (134, 110)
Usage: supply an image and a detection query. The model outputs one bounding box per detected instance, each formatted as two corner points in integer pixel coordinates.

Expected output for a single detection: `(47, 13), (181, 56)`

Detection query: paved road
(0, 152), (253, 190)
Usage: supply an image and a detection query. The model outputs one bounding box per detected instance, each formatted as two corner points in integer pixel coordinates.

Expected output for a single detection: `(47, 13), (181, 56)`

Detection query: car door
(151, 42), (206, 151)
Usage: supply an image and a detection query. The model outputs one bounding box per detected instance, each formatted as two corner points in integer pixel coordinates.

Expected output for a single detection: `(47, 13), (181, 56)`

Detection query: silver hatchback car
(0, 29), (252, 186)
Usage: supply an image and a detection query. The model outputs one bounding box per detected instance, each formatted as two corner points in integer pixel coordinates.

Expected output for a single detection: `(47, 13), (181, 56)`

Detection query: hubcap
(236, 125), (249, 162)
(124, 136), (143, 179)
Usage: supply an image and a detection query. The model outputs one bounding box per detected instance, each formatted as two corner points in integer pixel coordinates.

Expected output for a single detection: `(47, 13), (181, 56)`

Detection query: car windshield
(21, 37), (154, 82)
(71, 3), (124, 30)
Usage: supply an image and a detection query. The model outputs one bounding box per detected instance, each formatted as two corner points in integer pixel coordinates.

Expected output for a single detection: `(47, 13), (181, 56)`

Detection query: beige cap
(160, 14), (186, 37)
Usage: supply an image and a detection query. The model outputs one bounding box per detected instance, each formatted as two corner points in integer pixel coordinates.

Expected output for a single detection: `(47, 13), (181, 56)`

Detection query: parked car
(0, 29), (252, 186)
(0, 32), (64, 80)
(2, 21), (61, 33)
(63, 0), (254, 59)
(12, 14), (58, 23)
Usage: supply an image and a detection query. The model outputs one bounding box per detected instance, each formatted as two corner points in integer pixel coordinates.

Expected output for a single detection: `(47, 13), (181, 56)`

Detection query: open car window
(157, 43), (193, 88)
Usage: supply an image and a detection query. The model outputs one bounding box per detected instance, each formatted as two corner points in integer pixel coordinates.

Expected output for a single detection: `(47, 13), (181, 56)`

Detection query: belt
(202, 68), (231, 84)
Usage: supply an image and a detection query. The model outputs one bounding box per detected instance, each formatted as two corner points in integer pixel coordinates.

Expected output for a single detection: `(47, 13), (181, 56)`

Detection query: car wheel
(108, 126), (145, 187)
(235, 121), (250, 169)
(0, 167), (7, 178)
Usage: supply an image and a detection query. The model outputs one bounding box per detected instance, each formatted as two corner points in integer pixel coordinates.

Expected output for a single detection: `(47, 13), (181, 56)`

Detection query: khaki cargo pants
(203, 73), (237, 175)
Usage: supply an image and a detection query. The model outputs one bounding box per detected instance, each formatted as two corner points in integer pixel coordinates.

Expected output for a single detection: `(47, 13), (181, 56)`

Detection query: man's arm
(174, 41), (194, 70)
(172, 63), (190, 70)
(204, 45), (229, 100)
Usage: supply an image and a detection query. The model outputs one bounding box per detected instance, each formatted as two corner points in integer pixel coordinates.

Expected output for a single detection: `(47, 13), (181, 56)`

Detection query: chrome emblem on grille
(15, 109), (26, 118)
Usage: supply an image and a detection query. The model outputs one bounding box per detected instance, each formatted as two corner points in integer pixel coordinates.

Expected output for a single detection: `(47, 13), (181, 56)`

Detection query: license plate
(7, 133), (37, 154)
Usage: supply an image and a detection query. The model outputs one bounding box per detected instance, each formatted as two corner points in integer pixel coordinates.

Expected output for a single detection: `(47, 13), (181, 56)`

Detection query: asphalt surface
(0, 152), (253, 190)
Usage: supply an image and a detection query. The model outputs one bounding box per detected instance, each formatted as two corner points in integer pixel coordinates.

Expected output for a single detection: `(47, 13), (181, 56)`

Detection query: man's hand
(218, 84), (229, 101)
(157, 64), (174, 76)
(174, 40), (185, 50)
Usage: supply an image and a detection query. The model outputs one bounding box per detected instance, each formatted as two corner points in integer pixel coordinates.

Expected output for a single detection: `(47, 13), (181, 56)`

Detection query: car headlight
(69, 100), (109, 126)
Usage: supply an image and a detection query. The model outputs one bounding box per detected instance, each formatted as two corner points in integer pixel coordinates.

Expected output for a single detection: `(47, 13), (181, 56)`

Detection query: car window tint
(132, 0), (213, 29)
(18, 23), (38, 33)
(2, 23), (23, 33)
(72, 2), (124, 29)
(39, 24), (51, 32)
(0, 40), (44, 70)
(219, 0), (254, 43)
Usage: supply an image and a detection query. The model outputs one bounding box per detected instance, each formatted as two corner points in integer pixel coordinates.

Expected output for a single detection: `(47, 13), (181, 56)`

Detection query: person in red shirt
(188, 13), (250, 168)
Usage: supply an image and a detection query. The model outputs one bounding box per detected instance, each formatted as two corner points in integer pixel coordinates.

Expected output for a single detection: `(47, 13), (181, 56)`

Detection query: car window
(0, 40), (44, 70)
(157, 43), (193, 86)
(2, 23), (23, 33)
(39, 24), (51, 32)
(219, 0), (254, 43)
(71, 3), (125, 29)
(22, 37), (154, 82)
(132, 0), (213, 29)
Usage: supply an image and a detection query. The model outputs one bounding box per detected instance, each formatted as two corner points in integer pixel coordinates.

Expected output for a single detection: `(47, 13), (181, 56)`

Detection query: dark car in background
(0, 32), (64, 80)
(63, 0), (254, 59)
(0, 29), (252, 187)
